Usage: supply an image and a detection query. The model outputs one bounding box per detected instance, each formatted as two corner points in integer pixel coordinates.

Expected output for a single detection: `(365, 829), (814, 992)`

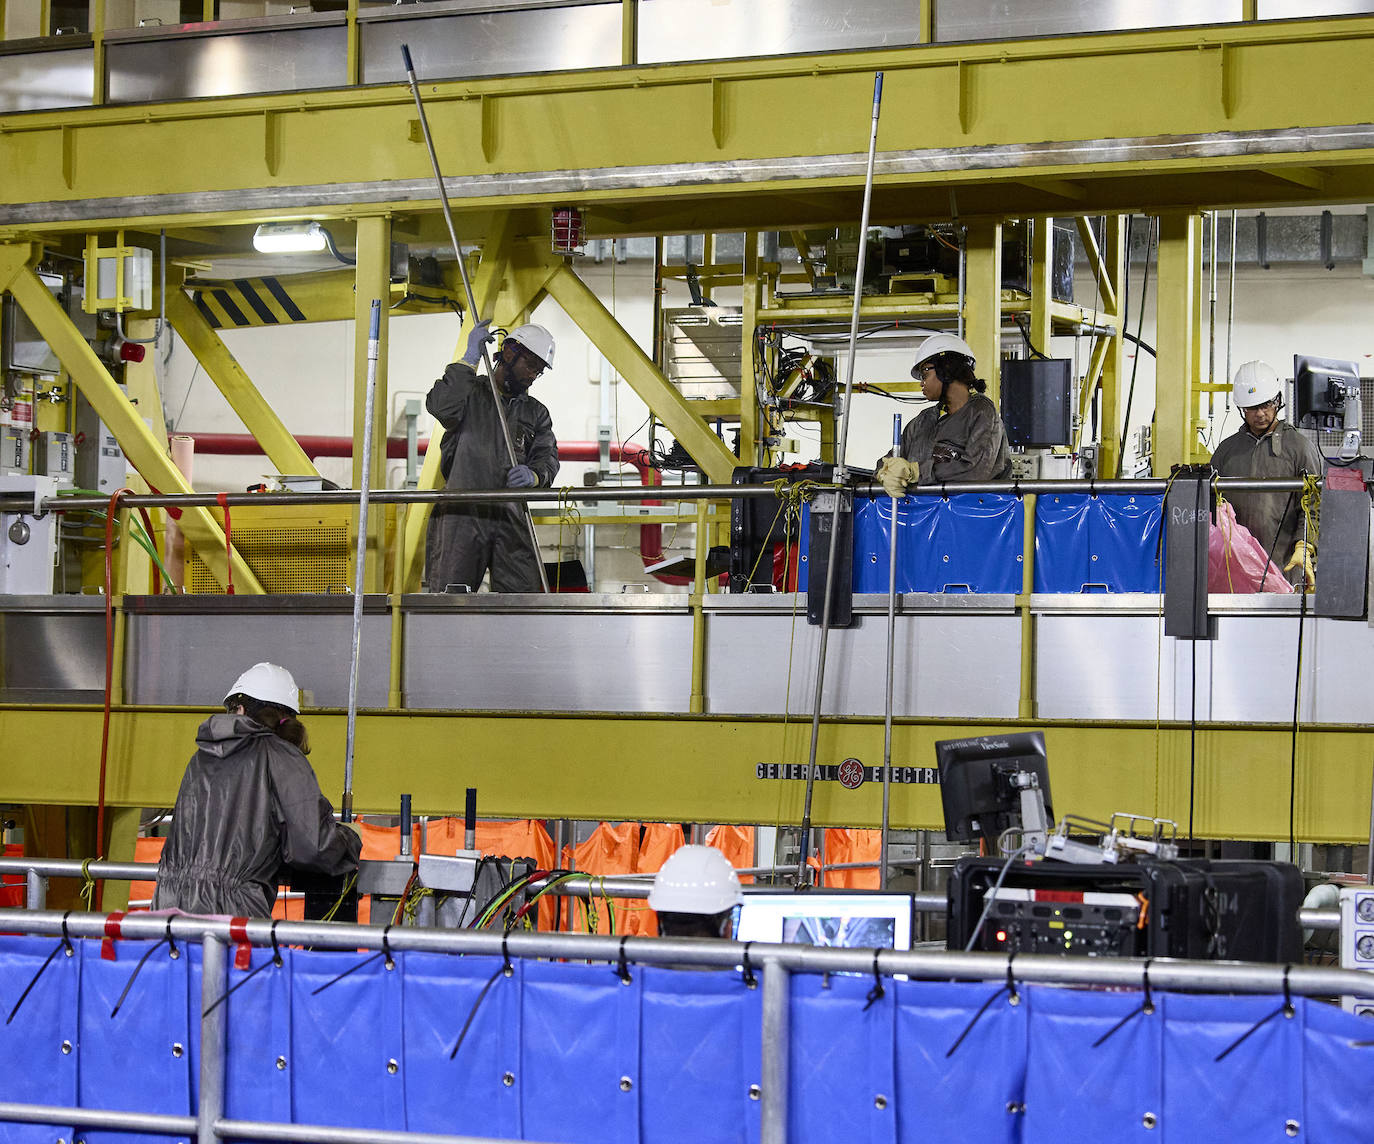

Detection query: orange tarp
(704, 824), (755, 883)
(819, 828), (882, 889)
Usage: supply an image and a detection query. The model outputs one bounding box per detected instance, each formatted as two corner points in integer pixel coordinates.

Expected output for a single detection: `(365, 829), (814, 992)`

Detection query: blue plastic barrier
(800, 494), (1024, 594)
(1033, 493), (1163, 593)
(4, 934), (1373, 1143)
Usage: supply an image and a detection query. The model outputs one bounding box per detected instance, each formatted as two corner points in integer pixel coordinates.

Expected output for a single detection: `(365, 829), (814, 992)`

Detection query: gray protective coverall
(897, 393), (1013, 483)
(425, 360), (560, 592)
(1209, 421), (1323, 571)
(153, 714), (360, 916)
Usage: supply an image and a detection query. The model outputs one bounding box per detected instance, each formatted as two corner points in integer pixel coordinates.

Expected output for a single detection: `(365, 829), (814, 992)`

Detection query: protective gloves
(875, 456), (920, 498)
(506, 464), (538, 489)
(1284, 539), (1316, 591)
(461, 317), (494, 366)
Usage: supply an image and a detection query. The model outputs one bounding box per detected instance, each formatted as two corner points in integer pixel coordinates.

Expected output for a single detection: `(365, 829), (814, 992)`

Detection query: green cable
(57, 488), (181, 593)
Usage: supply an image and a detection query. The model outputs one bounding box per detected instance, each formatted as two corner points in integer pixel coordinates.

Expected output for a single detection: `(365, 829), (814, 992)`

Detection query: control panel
(1338, 886), (1374, 1015)
(976, 886), (1143, 956)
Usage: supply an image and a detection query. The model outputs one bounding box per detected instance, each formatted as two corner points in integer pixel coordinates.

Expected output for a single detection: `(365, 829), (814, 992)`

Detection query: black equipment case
(947, 856), (1303, 963)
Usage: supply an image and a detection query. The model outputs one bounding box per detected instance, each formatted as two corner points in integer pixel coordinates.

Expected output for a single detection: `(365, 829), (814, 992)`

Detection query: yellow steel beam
(8, 21), (1374, 234)
(963, 219), (1002, 404)
(0, 249), (262, 592)
(740, 230), (761, 465)
(1075, 216), (1118, 313)
(1154, 212), (1201, 475)
(2, 705), (1370, 843)
(1262, 165), (1327, 191)
(164, 285), (320, 478)
(353, 216), (391, 492)
(1029, 217), (1052, 357)
(543, 262), (740, 485)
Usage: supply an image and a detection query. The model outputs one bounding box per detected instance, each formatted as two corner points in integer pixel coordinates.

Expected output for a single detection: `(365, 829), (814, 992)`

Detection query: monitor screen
(1293, 354), (1360, 432)
(732, 890), (913, 953)
(935, 731), (1052, 850)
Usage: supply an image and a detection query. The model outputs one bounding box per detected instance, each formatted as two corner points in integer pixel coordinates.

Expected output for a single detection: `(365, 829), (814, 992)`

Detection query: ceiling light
(253, 221), (328, 254)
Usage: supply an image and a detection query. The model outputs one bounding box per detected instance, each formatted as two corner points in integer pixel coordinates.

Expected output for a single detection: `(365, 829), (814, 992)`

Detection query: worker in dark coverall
(1210, 359), (1324, 589)
(875, 333), (1013, 495)
(153, 663), (360, 916)
(425, 320), (560, 592)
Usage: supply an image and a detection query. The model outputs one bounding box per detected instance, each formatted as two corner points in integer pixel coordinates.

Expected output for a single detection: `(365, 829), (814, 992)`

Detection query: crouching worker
(153, 662), (361, 916)
(648, 844), (743, 939)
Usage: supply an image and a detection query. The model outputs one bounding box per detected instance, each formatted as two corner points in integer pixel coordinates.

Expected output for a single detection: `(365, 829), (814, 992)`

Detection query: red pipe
(187, 434), (692, 585)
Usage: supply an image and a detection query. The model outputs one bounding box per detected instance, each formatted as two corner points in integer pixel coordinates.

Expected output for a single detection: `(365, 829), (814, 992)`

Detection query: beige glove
(876, 456), (920, 498)
(1284, 540), (1316, 591)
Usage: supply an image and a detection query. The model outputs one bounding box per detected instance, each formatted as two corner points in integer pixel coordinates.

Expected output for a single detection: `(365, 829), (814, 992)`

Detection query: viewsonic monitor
(1293, 354), (1362, 459)
(935, 731), (1052, 850)
(733, 890), (913, 953)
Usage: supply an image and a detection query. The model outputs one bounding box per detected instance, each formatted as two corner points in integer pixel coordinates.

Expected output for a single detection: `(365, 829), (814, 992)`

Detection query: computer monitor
(732, 890), (913, 953)
(1294, 354), (1362, 458)
(935, 731), (1053, 851)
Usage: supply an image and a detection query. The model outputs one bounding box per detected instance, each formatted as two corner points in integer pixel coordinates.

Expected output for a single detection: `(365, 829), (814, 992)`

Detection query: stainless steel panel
(1258, 0), (1374, 14)
(934, 0), (1243, 41)
(106, 25), (347, 103)
(360, 4), (620, 84)
(0, 46), (93, 113)
(403, 612), (694, 711)
(0, 599), (106, 702)
(706, 612), (1021, 717)
(1035, 612), (1374, 723)
(125, 610), (392, 707)
(639, 0), (926, 63)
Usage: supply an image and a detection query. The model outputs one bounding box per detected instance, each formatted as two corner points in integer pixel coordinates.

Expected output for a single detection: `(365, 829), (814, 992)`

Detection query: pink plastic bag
(1208, 498), (1294, 593)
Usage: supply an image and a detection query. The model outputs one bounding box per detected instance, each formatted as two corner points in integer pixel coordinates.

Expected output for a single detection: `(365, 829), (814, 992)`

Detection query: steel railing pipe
(0, 909), (1365, 998)
(0, 476), (1313, 516)
(759, 959), (790, 1144)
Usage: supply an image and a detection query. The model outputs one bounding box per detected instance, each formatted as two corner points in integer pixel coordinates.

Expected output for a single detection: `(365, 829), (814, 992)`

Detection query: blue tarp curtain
(800, 494), (1025, 595)
(1033, 493), (1164, 593)
(4, 934), (1373, 1143)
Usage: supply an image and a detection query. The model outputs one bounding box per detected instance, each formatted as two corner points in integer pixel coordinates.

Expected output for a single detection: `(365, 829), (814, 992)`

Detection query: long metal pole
(759, 960), (790, 1144)
(400, 44), (549, 593)
(198, 934), (227, 1144)
(341, 298), (380, 821)
(798, 71), (884, 880)
(1225, 207), (1238, 409)
(880, 414), (902, 890)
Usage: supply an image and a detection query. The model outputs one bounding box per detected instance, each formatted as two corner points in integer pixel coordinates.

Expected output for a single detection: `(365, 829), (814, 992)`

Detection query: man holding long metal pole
(401, 44), (555, 593)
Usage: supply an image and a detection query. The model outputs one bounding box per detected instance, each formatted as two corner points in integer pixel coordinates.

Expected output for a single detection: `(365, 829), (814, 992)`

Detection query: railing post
(760, 958), (790, 1144)
(25, 867), (46, 910)
(199, 934), (227, 1144)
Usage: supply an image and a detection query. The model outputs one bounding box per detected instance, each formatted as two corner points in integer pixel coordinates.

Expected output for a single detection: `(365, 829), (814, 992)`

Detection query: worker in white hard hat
(152, 663), (361, 916)
(425, 320), (561, 592)
(648, 844), (744, 939)
(875, 332), (1012, 498)
(1210, 360), (1324, 589)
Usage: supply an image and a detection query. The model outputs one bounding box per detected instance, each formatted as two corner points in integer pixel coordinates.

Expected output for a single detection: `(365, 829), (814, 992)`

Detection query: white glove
(876, 456), (919, 498)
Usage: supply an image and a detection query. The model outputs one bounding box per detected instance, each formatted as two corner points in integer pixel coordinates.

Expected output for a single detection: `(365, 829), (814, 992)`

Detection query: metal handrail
(0, 476), (1311, 515)
(0, 856), (1343, 929)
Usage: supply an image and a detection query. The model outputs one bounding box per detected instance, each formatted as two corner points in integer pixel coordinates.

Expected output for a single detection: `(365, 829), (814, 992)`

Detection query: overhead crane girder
(4, 20), (1374, 235)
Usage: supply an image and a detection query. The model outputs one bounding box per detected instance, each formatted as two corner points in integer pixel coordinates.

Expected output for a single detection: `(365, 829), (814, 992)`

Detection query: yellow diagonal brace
(1076, 217), (1118, 313)
(0, 251), (262, 593)
(544, 263), (739, 485)
(400, 214), (520, 591)
(164, 285), (319, 478)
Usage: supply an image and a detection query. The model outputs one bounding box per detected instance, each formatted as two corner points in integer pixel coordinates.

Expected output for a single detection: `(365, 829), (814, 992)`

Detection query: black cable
(863, 383), (927, 404)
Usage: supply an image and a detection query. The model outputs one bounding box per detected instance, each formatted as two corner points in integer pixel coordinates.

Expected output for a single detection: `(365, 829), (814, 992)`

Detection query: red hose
(216, 492), (234, 595)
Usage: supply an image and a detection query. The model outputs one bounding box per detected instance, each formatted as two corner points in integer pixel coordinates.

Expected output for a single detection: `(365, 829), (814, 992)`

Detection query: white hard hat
(912, 332), (975, 372)
(647, 844), (743, 915)
(224, 662), (300, 714)
(1232, 360), (1282, 408)
(506, 323), (555, 368)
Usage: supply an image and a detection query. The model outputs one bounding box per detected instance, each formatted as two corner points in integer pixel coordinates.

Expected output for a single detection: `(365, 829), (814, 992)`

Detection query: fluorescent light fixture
(253, 221), (328, 254)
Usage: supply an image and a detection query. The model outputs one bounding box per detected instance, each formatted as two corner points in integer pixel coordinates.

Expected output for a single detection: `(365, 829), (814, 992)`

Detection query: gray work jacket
(153, 714), (360, 917)
(897, 393), (1013, 483)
